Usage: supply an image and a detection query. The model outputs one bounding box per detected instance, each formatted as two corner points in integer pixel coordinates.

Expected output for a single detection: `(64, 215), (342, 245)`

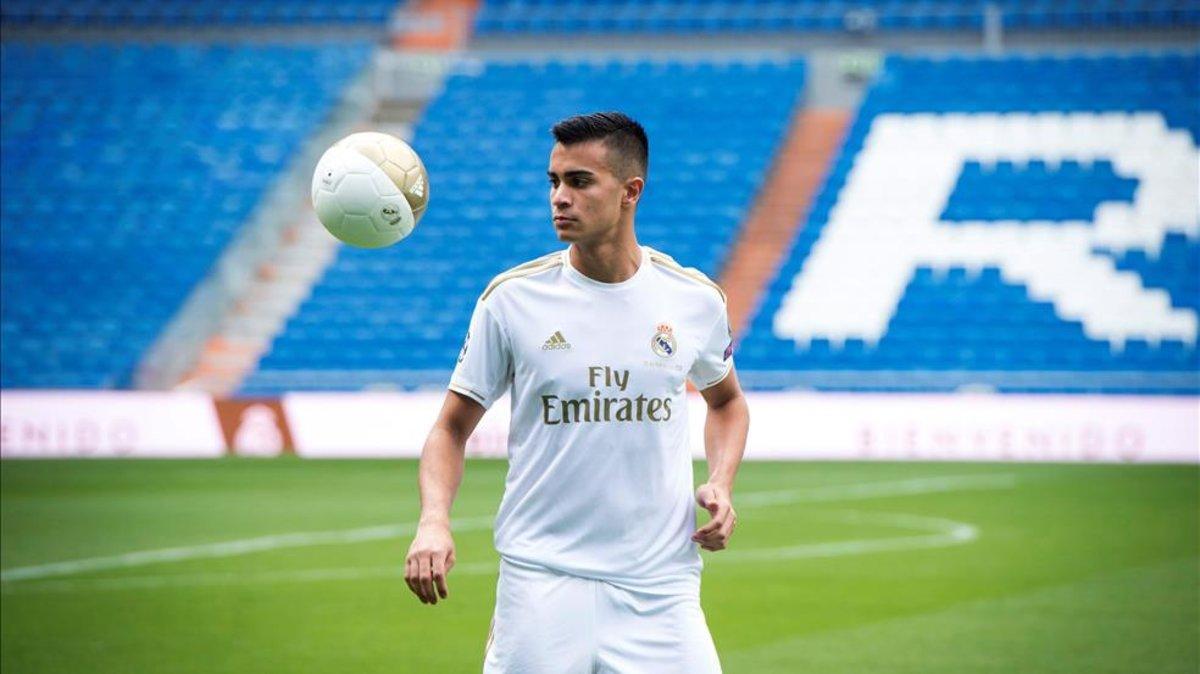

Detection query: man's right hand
(405, 521), (456, 605)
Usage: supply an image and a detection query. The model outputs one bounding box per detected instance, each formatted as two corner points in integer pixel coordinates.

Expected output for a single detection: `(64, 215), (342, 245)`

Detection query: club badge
(651, 323), (677, 359)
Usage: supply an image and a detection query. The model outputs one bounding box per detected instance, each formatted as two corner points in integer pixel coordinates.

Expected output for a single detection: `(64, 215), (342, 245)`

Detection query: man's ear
(622, 176), (645, 207)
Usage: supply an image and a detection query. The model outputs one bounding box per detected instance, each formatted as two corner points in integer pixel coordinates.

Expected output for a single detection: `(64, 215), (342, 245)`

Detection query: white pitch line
(736, 473), (1016, 508)
(0, 473), (1012, 585)
(0, 510), (979, 595)
(0, 516), (497, 583)
(0, 561), (502, 594)
(713, 510), (978, 563)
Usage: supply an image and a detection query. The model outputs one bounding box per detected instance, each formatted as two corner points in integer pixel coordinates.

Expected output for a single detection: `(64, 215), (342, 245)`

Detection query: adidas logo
(541, 331), (572, 351)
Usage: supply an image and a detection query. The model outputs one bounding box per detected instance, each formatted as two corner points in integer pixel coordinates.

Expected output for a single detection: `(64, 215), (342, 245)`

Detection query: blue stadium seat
(471, 0), (1199, 35)
(737, 51), (1199, 394)
(0, 42), (373, 388)
(0, 0), (396, 27)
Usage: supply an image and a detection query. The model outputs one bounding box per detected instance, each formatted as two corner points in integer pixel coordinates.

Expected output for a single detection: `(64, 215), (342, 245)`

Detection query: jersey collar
(561, 245), (650, 292)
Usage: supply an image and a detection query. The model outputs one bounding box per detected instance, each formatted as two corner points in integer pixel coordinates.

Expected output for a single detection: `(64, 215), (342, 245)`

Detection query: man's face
(547, 140), (639, 244)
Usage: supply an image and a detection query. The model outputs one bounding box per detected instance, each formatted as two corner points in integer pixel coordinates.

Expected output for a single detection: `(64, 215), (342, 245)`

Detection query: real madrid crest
(651, 323), (677, 359)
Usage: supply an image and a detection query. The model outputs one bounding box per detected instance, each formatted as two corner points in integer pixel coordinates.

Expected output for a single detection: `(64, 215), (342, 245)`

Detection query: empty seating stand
(474, 0), (1200, 35)
(240, 57), (806, 394)
(0, 43), (372, 388)
(737, 51), (1199, 394)
(1, 0), (396, 26)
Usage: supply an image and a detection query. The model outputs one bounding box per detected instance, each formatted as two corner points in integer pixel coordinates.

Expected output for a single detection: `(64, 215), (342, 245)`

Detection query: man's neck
(569, 236), (642, 284)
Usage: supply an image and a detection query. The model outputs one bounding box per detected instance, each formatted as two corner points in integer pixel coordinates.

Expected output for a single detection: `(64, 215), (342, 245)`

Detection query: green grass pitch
(2, 459), (1196, 673)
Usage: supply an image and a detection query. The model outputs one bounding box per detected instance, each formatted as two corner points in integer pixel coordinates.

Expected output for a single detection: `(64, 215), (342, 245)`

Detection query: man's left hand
(692, 483), (737, 551)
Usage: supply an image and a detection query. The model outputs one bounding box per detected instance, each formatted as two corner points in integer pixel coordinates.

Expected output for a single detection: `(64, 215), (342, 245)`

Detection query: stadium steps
(720, 107), (851, 338)
(136, 54), (384, 394)
(178, 223), (340, 393)
(178, 50), (460, 395)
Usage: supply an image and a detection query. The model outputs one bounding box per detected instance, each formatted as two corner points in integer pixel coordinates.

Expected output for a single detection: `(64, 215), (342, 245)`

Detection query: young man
(404, 111), (750, 673)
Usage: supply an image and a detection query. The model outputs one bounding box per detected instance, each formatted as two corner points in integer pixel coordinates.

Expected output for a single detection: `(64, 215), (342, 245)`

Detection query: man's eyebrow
(546, 170), (596, 178)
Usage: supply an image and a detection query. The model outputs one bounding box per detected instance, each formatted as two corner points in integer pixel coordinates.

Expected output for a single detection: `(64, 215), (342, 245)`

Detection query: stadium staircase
(163, 131), (359, 394)
(0, 1), (477, 395)
(238, 55), (807, 394)
(172, 1), (477, 395)
(719, 108), (851, 338)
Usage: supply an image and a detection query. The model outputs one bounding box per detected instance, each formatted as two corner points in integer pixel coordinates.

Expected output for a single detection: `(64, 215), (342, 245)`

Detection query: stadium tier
(474, 0), (1200, 35)
(0, 0), (396, 26)
(239, 57), (806, 394)
(0, 43), (372, 388)
(737, 51), (1200, 393)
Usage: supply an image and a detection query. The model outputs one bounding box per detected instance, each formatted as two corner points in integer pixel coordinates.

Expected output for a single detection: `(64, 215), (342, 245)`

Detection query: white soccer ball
(311, 131), (430, 248)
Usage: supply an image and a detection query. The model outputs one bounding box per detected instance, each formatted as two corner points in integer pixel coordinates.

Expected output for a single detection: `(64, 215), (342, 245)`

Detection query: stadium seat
(0, 0), (396, 27)
(738, 51), (1199, 394)
(0, 42), (373, 388)
(471, 0), (1200, 36)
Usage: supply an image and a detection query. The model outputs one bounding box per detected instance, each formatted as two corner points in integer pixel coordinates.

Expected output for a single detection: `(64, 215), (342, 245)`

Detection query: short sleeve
(688, 306), (734, 390)
(448, 300), (512, 409)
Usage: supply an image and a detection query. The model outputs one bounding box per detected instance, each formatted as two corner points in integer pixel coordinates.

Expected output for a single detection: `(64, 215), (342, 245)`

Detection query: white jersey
(449, 245), (733, 595)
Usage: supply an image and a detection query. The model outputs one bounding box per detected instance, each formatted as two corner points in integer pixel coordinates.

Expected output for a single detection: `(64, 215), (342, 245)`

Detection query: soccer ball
(311, 131), (429, 248)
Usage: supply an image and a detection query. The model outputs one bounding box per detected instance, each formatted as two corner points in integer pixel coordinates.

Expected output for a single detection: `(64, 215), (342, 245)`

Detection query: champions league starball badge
(651, 323), (677, 358)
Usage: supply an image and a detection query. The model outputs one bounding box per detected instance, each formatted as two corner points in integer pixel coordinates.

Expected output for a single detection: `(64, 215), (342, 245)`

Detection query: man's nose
(551, 185), (571, 208)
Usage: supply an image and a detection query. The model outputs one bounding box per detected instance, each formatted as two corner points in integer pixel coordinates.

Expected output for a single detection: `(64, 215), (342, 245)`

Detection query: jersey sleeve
(688, 305), (734, 390)
(448, 300), (512, 409)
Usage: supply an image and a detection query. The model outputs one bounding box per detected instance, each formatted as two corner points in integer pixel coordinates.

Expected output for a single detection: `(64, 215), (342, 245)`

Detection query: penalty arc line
(712, 510), (979, 563)
(0, 473), (1013, 585)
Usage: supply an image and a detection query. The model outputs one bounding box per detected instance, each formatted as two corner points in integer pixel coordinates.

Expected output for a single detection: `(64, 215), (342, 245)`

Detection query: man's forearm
(417, 425), (468, 526)
(704, 393), (749, 491)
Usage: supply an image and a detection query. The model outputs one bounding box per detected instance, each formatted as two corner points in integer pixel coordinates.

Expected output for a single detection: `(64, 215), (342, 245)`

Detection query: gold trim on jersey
(448, 382), (487, 406)
(479, 252), (563, 301)
(646, 248), (727, 303)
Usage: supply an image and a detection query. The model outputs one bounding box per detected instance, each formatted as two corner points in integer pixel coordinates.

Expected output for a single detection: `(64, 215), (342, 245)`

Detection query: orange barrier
(392, 0), (479, 51)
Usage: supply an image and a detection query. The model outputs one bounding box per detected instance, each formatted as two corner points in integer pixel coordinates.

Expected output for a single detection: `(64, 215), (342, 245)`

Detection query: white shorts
(483, 559), (721, 674)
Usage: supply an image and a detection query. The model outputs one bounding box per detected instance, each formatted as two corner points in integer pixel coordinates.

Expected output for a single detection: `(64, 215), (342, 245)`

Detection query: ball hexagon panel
(311, 146), (354, 205)
(333, 171), (379, 216)
(340, 214), (374, 242)
(312, 191), (345, 235)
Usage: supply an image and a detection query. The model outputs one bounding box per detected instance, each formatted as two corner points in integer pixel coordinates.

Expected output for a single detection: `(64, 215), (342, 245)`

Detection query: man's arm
(404, 390), (487, 605)
(692, 368), (750, 552)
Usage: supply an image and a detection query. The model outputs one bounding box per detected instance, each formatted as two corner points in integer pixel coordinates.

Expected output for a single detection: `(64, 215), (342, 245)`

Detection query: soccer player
(404, 111), (750, 673)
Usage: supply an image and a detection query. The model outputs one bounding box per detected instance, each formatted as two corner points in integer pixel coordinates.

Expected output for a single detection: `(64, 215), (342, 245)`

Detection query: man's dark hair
(551, 111), (649, 180)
